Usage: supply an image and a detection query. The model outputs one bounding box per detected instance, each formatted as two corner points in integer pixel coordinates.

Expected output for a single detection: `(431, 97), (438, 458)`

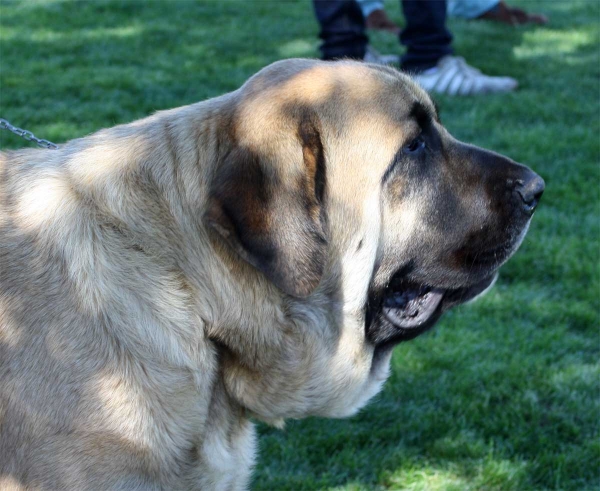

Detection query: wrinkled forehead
(235, 60), (438, 138)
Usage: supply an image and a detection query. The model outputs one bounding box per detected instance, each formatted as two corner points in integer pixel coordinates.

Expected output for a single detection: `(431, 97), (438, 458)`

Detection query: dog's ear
(205, 117), (327, 298)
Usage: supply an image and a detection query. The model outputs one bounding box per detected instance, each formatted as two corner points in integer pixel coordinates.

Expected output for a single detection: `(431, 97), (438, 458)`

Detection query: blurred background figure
(358, 0), (401, 34)
(360, 0), (548, 33)
(447, 0), (548, 25)
(312, 0), (518, 95)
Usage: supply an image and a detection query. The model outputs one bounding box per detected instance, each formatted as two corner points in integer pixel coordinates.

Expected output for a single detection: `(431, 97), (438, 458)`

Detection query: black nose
(515, 174), (545, 213)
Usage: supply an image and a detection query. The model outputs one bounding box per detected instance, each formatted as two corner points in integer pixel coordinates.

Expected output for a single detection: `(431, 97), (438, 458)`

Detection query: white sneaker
(363, 45), (400, 65)
(412, 56), (518, 95)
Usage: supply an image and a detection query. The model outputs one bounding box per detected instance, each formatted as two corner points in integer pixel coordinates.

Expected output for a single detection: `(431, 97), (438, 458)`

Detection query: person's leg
(400, 0), (453, 72)
(401, 0), (517, 95)
(312, 0), (368, 60)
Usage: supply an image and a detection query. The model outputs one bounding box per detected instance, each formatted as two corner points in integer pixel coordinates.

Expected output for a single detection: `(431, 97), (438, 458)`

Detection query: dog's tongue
(383, 286), (444, 328)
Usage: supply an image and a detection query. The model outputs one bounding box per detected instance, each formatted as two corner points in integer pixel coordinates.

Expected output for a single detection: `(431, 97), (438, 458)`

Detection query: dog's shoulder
(0, 122), (222, 488)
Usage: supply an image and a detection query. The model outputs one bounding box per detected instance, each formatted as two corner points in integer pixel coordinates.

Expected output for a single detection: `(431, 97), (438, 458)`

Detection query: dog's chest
(194, 394), (257, 491)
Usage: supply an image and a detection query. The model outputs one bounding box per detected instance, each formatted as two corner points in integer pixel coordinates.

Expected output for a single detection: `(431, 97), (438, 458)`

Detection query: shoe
(411, 56), (518, 95)
(363, 46), (400, 65)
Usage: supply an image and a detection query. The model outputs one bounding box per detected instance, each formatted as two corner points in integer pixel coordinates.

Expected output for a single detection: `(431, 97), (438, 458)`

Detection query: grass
(1, 0), (598, 489)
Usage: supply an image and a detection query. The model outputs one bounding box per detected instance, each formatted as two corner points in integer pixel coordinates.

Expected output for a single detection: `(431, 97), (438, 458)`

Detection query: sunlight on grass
(478, 458), (529, 490)
(513, 29), (595, 59)
(551, 363), (600, 393)
(381, 457), (527, 491)
(384, 466), (466, 491)
(0, 25), (143, 42)
(277, 39), (316, 58)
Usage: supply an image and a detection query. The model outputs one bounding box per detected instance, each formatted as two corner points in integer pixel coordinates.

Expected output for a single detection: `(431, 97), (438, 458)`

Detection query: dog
(0, 59), (544, 490)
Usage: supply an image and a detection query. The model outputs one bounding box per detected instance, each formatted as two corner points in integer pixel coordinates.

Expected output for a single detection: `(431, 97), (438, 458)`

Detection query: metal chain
(0, 118), (59, 149)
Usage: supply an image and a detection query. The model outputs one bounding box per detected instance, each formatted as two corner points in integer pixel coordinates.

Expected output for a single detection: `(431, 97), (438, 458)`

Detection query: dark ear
(205, 118), (327, 298)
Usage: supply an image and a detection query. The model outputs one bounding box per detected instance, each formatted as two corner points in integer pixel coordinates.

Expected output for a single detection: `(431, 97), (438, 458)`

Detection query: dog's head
(205, 59), (543, 420)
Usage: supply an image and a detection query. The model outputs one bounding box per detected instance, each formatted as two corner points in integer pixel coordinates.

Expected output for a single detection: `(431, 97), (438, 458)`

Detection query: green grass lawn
(1, 0), (598, 489)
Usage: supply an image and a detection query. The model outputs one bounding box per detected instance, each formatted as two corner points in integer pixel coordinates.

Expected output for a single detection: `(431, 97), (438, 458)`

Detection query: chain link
(0, 118), (59, 149)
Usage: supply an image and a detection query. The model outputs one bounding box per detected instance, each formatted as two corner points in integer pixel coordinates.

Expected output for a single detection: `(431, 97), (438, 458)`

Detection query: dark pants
(312, 0), (453, 72)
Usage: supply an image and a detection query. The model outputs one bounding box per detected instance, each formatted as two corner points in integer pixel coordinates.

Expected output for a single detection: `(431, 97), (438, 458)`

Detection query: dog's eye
(404, 136), (425, 154)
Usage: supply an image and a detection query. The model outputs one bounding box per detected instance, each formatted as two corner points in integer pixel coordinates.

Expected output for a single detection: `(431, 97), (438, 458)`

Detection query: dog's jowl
(0, 59), (543, 490)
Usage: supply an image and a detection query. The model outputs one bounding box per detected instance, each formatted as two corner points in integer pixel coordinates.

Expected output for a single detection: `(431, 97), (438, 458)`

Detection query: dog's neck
(54, 95), (292, 375)
(40, 98), (334, 431)
(62, 96), (231, 245)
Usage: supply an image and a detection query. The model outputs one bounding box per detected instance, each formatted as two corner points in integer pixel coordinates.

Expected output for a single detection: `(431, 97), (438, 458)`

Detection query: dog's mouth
(368, 273), (497, 347)
(382, 282), (445, 329)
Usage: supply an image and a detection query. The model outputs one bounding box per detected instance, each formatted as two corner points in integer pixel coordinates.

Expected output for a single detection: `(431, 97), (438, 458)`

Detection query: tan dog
(0, 59), (543, 490)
